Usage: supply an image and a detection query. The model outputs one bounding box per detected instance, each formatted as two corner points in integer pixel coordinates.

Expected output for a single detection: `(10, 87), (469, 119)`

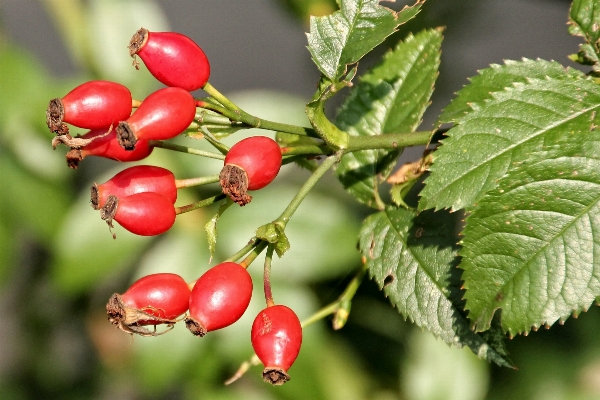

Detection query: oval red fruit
(116, 87), (196, 150)
(106, 273), (191, 336)
(129, 28), (210, 91)
(219, 136), (282, 206)
(185, 262), (253, 336)
(91, 165), (177, 210)
(46, 80), (132, 134)
(251, 305), (302, 385)
(100, 192), (176, 236)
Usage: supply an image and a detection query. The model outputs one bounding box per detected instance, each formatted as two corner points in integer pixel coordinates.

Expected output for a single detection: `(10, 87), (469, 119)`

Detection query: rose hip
(91, 165), (177, 210)
(220, 136), (282, 206)
(116, 87), (196, 150)
(185, 262), (253, 336)
(251, 305), (302, 385)
(129, 28), (210, 91)
(107, 273), (190, 336)
(46, 80), (132, 134)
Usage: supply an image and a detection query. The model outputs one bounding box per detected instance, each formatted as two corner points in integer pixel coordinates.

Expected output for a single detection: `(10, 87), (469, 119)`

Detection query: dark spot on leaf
(495, 292), (503, 302)
(383, 274), (394, 287)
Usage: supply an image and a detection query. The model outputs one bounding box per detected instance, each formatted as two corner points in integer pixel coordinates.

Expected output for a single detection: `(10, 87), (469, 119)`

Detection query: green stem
(347, 130), (433, 151)
(175, 194), (226, 215)
(225, 237), (260, 263)
(175, 175), (220, 189)
(202, 83), (320, 138)
(263, 246), (275, 307)
(280, 144), (332, 157)
(239, 240), (268, 269)
(149, 140), (225, 160)
(275, 152), (341, 227)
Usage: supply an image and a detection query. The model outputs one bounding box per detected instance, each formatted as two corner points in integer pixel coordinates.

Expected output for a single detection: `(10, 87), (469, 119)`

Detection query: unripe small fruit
(116, 87), (196, 150)
(107, 273), (190, 336)
(185, 262), (253, 336)
(65, 128), (154, 168)
(219, 136), (282, 206)
(129, 28), (210, 91)
(46, 80), (132, 134)
(100, 192), (176, 236)
(91, 165), (177, 210)
(251, 305), (302, 385)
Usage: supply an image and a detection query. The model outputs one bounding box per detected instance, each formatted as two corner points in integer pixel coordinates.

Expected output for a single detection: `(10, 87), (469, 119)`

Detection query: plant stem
(175, 175), (220, 189)
(202, 83), (320, 138)
(225, 237), (260, 263)
(239, 240), (268, 269)
(263, 246), (275, 307)
(280, 143), (332, 157)
(149, 140), (226, 160)
(175, 194), (226, 215)
(347, 130), (432, 151)
(275, 152), (341, 227)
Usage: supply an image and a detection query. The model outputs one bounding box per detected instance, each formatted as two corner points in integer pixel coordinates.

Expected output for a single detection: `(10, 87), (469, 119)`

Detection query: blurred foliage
(1, 1), (600, 400)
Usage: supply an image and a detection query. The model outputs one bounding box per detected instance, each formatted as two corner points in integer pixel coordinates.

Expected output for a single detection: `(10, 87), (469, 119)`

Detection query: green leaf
(461, 135), (600, 336)
(306, 0), (423, 82)
(335, 28), (442, 209)
(439, 59), (584, 124)
(359, 207), (514, 367)
(420, 71), (600, 212)
(569, 0), (600, 44)
(204, 200), (233, 263)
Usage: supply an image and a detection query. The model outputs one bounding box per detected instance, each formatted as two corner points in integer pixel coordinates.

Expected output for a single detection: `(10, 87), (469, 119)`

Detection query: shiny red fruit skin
(113, 192), (176, 236)
(122, 87), (196, 142)
(251, 305), (302, 372)
(94, 165), (177, 209)
(61, 80), (132, 129)
(80, 128), (154, 162)
(122, 273), (190, 325)
(225, 136), (282, 190)
(188, 262), (253, 333)
(135, 30), (210, 91)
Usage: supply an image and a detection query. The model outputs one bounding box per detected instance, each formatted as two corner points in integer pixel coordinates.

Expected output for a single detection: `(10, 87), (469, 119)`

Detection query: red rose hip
(46, 80), (133, 134)
(100, 192), (176, 236)
(116, 87), (196, 150)
(91, 165), (177, 210)
(185, 262), (253, 336)
(129, 28), (210, 91)
(219, 136), (282, 206)
(251, 305), (302, 385)
(107, 273), (191, 336)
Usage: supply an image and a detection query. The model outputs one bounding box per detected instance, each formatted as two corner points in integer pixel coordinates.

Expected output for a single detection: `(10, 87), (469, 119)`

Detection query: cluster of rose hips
(46, 28), (301, 385)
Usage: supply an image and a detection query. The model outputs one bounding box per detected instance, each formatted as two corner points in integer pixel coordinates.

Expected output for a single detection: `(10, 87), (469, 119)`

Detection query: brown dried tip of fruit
(46, 98), (69, 134)
(184, 316), (207, 337)
(106, 293), (175, 337)
(116, 121), (137, 150)
(219, 164), (252, 206)
(128, 27), (149, 69)
(66, 149), (83, 169)
(262, 367), (291, 386)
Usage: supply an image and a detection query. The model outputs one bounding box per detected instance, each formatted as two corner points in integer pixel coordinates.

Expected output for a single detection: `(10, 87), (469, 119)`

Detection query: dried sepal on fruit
(185, 262), (253, 336)
(220, 136), (282, 206)
(46, 80), (133, 134)
(107, 273), (190, 336)
(129, 27), (210, 91)
(251, 305), (302, 385)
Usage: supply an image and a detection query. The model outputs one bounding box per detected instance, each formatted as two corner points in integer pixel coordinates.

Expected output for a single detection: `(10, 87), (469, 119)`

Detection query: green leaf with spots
(461, 135), (600, 336)
(359, 207), (514, 367)
(335, 28), (442, 209)
(306, 0), (423, 82)
(420, 71), (600, 212)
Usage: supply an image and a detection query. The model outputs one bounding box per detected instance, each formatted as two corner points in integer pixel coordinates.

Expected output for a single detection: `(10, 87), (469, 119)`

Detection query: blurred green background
(2, 0), (600, 399)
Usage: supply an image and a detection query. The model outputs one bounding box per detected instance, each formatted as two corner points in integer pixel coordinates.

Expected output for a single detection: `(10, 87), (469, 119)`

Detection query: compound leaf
(335, 28), (442, 209)
(306, 0), (423, 82)
(461, 134), (600, 336)
(420, 71), (600, 212)
(359, 207), (514, 367)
